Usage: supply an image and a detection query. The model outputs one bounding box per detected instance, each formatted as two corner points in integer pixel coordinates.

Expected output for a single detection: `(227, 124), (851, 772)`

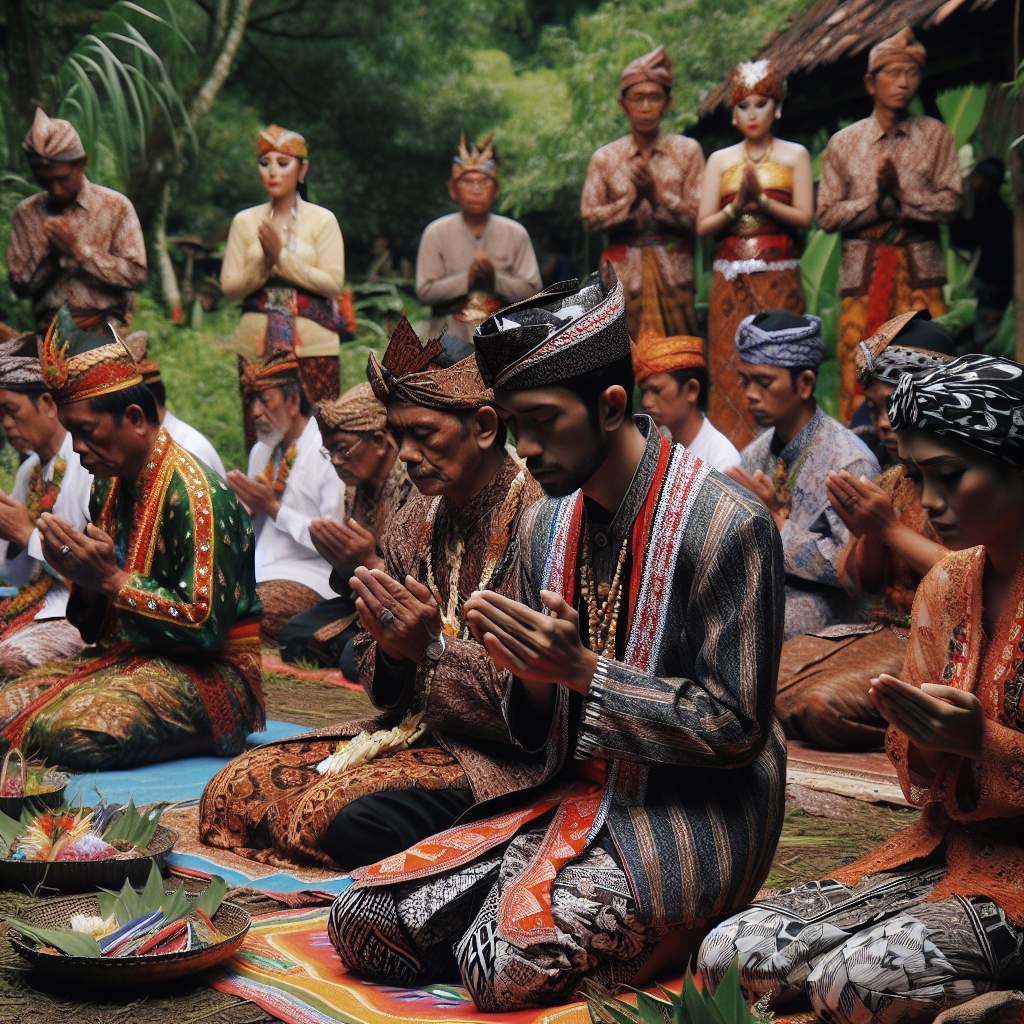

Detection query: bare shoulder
(706, 143), (743, 170)
(770, 138), (810, 167)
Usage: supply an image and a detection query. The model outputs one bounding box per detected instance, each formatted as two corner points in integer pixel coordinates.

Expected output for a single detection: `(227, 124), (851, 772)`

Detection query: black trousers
(279, 595), (359, 678)
(321, 787), (475, 871)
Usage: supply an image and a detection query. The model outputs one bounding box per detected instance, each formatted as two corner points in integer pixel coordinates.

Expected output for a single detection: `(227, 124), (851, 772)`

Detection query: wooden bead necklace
(579, 522), (628, 657)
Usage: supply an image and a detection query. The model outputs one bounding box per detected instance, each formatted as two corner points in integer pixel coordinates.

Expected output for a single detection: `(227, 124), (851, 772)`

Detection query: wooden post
(1015, 0), (1024, 362)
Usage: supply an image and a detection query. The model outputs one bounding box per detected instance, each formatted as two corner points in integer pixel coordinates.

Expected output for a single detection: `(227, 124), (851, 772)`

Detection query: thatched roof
(699, 0), (1002, 115)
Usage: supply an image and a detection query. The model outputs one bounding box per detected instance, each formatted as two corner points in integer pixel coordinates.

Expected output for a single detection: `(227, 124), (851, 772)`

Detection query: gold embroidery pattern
(107, 429), (216, 627)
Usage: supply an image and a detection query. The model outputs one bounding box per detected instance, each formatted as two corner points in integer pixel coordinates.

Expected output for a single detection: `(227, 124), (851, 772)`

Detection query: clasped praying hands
(37, 512), (129, 599)
(226, 469), (281, 521)
(463, 589), (599, 696)
(310, 516), (380, 573)
(350, 565), (442, 664)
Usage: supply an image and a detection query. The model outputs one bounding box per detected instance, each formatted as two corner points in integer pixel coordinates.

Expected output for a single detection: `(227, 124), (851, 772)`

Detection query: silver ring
(378, 609), (395, 626)
(59, 545), (71, 557)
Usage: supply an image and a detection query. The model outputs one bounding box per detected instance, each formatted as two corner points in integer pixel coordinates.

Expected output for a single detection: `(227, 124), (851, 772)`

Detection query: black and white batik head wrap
(887, 353), (1024, 465)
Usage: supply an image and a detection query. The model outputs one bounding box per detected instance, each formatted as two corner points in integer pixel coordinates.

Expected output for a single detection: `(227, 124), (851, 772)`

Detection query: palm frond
(55, 0), (196, 181)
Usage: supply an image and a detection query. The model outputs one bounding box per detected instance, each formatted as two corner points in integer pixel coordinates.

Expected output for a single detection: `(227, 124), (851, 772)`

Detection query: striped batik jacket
(501, 417), (789, 929)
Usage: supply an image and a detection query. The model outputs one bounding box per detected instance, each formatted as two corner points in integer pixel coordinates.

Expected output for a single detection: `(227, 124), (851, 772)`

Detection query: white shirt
(0, 430), (93, 620)
(248, 416), (344, 598)
(162, 410), (226, 479)
(684, 416), (741, 473)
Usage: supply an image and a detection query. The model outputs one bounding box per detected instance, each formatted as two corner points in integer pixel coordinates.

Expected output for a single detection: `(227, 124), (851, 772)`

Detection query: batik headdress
(0, 333), (46, 393)
(239, 351), (301, 400)
(888, 354), (1024, 466)
(315, 382), (387, 433)
(735, 311), (824, 369)
(22, 108), (85, 164)
(729, 59), (787, 106)
(366, 316), (493, 411)
(257, 124), (307, 159)
(868, 27), (926, 74)
(39, 306), (143, 405)
(631, 334), (705, 383)
(856, 310), (955, 386)
(474, 275), (630, 391)
(451, 131), (497, 182)
(620, 45), (673, 95)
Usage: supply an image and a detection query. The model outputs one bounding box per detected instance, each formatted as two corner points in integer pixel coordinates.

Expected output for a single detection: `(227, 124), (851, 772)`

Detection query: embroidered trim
(109, 430), (216, 627)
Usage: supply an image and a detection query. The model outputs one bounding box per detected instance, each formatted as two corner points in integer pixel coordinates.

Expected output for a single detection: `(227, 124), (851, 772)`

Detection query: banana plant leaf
(98, 862), (224, 927)
(936, 84), (989, 150)
(101, 797), (162, 849)
(2, 916), (102, 958)
(800, 229), (840, 318)
(0, 808), (25, 852)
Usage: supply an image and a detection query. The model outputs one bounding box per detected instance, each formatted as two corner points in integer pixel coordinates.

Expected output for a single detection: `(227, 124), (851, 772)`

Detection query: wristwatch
(424, 633), (446, 663)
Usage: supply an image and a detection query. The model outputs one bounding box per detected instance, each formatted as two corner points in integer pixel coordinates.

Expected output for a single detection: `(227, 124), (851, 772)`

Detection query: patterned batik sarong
(0, 430), (265, 770)
(603, 236), (697, 343)
(200, 741), (467, 869)
(256, 580), (321, 644)
(699, 864), (1024, 1024)
(837, 223), (945, 423)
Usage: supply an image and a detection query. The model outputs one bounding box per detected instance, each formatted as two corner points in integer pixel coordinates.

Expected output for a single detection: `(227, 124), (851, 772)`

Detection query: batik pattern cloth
(6, 178), (147, 332)
(256, 580), (321, 644)
(740, 407), (879, 639)
(0, 430), (264, 770)
(331, 418), (788, 1010)
(581, 133), (704, 342)
(776, 465), (943, 750)
(328, 830), (662, 1009)
(198, 452), (544, 868)
(709, 155), (805, 450)
(816, 113), (961, 422)
(699, 864), (1024, 1024)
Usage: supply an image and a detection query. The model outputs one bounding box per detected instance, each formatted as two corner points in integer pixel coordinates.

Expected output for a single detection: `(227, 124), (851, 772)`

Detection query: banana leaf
(101, 796), (162, 849)
(936, 84), (989, 150)
(0, 808), (25, 852)
(2, 916), (102, 958)
(192, 875), (228, 920)
(800, 229), (840, 318)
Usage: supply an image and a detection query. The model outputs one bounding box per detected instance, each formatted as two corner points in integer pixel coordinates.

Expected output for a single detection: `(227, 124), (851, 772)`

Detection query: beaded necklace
(578, 520), (629, 657)
(424, 466), (527, 638)
(262, 444), (298, 496)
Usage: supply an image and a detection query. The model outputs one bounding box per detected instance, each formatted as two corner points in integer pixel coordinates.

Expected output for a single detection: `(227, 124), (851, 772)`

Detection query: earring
(299, 177), (305, 184)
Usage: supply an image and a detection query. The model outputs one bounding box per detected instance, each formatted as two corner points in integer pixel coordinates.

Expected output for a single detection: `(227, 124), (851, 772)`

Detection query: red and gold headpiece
(729, 59), (787, 107)
(39, 306), (143, 405)
(239, 351), (301, 400)
(256, 124), (307, 159)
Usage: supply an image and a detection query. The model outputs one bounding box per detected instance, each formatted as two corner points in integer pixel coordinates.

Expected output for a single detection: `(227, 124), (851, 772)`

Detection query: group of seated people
(0, 274), (1020, 1021)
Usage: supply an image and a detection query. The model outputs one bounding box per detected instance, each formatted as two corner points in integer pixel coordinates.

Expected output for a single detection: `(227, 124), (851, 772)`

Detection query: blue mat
(167, 851), (351, 895)
(64, 720), (306, 806)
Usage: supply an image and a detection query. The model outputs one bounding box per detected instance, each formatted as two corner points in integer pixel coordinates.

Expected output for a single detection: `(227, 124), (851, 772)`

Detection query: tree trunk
(155, 181), (183, 324)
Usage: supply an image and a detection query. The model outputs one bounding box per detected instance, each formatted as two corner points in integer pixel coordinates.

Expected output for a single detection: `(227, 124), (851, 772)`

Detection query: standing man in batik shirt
(7, 109), (147, 335)
(0, 335), (92, 677)
(582, 46), (705, 343)
(817, 28), (961, 423)
(227, 354), (343, 644)
(726, 311), (879, 639)
(199, 318), (543, 871)
(417, 132), (542, 343)
(0, 307), (263, 770)
(327, 276), (786, 1011)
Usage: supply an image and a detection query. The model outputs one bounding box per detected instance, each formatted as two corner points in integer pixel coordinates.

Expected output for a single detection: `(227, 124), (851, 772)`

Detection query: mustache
(526, 458), (562, 475)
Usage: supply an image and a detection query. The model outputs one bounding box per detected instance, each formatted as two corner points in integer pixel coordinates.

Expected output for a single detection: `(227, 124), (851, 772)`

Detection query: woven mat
(786, 739), (908, 807)
(263, 653), (361, 691)
(207, 896), (806, 1024)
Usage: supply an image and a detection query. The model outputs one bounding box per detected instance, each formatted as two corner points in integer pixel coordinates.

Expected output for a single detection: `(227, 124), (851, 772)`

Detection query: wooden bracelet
(722, 202), (737, 220)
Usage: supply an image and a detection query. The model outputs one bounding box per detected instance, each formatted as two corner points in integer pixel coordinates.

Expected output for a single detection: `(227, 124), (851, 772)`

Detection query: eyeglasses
(320, 436), (366, 464)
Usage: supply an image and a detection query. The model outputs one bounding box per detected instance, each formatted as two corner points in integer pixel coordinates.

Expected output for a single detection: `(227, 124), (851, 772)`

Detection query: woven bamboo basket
(0, 825), (177, 894)
(0, 749), (68, 818)
(8, 892), (251, 986)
